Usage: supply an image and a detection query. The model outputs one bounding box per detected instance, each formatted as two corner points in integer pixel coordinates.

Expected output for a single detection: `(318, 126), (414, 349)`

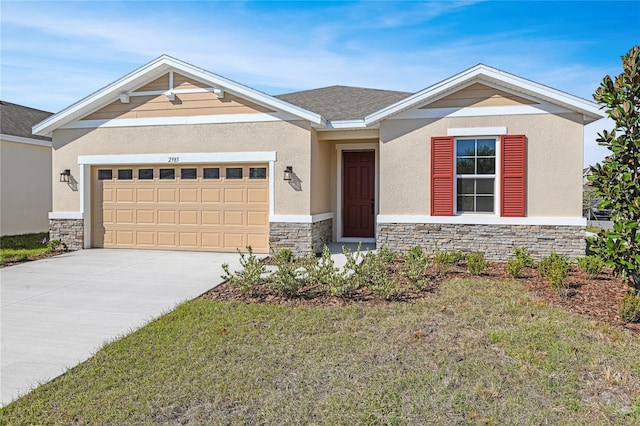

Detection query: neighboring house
(33, 55), (605, 259)
(0, 101), (53, 236)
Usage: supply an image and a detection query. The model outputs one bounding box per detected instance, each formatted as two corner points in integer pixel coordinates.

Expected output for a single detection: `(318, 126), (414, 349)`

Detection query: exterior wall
(0, 139), (52, 236)
(269, 218), (332, 254)
(426, 83), (535, 109)
(51, 120), (312, 216)
(310, 129), (332, 215)
(49, 218), (84, 250)
(379, 113), (584, 218)
(377, 222), (586, 260)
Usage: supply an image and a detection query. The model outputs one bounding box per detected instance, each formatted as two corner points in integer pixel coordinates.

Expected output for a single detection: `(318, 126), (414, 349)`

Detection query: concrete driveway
(1, 248), (244, 406)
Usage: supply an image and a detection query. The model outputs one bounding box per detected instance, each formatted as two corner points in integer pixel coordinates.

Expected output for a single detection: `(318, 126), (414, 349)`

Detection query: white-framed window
(455, 137), (497, 214)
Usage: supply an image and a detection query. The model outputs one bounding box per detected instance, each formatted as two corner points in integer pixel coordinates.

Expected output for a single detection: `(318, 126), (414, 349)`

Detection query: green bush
(467, 252), (487, 275)
(576, 255), (604, 279)
(358, 247), (402, 300)
(538, 252), (570, 293)
(506, 258), (525, 278)
(513, 247), (535, 268)
(619, 292), (640, 323)
(433, 249), (466, 272)
(221, 246), (265, 294)
(47, 239), (62, 251)
(269, 248), (303, 297)
(401, 246), (432, 290)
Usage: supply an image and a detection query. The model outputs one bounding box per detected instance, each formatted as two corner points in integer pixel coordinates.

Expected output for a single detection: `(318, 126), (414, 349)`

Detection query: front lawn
(0, 233), (62, 266)
(1, 278), (638, 425)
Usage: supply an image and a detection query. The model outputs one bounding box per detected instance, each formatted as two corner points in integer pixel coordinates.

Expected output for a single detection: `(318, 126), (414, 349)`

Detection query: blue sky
(1, 1), (639, 165)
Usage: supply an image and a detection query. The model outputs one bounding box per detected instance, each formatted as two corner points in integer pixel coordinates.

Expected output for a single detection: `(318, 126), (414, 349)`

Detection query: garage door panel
(158, 210), (176, 224)
(137, 188), (155, 202)
(202, 189), (221, 203)
(158, 188), (176, 202)
(224, 188), (244, 203)
(202, 211), (221, 225)
(136, 231), (156, 246)
(115, 231), (134, 245)
(116, 210), (134, 224)
(180, 188), (199, 202)
(93, 164), (268, 253)
(247, 188), (268, 203)
(224, 211), (245, 226)
(116, 188), (134, 202)
(136, 210), (155, 224)
(179, 210), (199, 225)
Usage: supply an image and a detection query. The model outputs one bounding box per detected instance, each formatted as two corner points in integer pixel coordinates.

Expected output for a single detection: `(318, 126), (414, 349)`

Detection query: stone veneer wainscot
(269, 219), (333, 255)
(377, 223), (586, 260)
(49, 219), (84, 251)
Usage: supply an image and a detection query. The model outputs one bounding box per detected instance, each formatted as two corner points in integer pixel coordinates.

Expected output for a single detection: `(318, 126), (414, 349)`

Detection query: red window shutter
(431, 136), (454, 216)
(501, 135), (526, 217)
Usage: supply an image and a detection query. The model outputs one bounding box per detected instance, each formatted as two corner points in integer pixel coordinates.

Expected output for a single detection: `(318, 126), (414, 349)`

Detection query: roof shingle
(275, 85), (412, 121)
(1, 101), (53, 141)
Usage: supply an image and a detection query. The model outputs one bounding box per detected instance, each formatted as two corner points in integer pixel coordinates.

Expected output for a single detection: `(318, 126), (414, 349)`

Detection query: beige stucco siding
(0, 140), (52, 235)
(310, 129), (332, 215)
(52, 121), (312, 215)
(379, 113), (584, 217)
(425, 83), (536, 109)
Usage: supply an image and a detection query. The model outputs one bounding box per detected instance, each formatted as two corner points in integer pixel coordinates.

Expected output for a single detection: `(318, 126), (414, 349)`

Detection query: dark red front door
(343, 150), (375, 238)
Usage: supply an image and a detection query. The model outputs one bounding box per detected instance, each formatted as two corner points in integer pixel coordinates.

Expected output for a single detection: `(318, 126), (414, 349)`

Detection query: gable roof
(275, 85), (411, 121)
(33, 55), (324, 136)
(364, 64), (605, 125)
(1, 101), (53, 141)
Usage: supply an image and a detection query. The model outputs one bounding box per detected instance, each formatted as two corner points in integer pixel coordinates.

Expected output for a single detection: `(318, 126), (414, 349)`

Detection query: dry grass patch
(1, 279), (639, 425)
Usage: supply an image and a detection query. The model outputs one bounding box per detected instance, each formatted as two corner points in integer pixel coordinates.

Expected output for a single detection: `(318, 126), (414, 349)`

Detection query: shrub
(538, 252), (570, 293)
(619, 292), (640, 323)
(467, 252), (487, 275)
(221, 246), (265, 294)
(513, 247), (534, 268)
(506, 258), (525, 278)
(269, 248), (303, 297)
(401, 246), (432, 290)
(576, 255), (604, 279)
(358, 247), (402, 300)
(433, 249), (466, 272)
(47, 239), (62, 251)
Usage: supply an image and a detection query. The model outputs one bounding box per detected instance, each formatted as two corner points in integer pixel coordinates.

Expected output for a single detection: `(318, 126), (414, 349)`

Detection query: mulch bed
(202, 260), (640, 335)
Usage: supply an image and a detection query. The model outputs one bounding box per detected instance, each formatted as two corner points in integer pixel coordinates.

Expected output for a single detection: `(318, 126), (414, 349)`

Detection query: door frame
(335, 143), (378, 243)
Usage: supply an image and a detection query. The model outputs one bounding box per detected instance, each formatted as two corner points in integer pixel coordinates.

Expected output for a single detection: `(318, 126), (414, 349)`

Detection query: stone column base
(376, 223), (586, 261)
(269, 218), (333, 255)
(50, 219), (84, 251)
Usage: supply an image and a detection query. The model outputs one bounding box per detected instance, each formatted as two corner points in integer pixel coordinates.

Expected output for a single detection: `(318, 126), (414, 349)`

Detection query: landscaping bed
(203, 249), (640, 335)
(0, 233), (66, 267)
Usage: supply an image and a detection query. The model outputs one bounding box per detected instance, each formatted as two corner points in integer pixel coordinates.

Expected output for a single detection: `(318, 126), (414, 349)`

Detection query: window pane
(118, 169), (133, 180)
(160, 168), (175, 179)
(138, 169), (153, 180)
(181, 168), (197, 179)
(476, 178), (495, 195)
(457, 178), (474, 195)
(477, 139), (496, 156)
(456, 158), (475, 174)
(98, 169), (112, 180)
(203, 168), (220, 179)
(477, 158), (495, 174)
(226, 167), (243, 179)
(249, 167), (267, 179)
(476, 196), (494, 212)
(456, 139), (476, 156)
(457, 195), (474, 212)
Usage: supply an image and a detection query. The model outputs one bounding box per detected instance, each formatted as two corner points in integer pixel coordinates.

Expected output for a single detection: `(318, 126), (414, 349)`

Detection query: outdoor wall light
(59, 169), (71, 183)
(283, 166), (293, 181)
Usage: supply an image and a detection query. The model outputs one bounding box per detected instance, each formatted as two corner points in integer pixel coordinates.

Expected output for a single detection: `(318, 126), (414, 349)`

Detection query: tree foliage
(588, 45), (640, 292)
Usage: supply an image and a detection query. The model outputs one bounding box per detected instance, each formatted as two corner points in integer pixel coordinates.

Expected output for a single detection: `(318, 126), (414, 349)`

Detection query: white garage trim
(74, 151), (277, 248)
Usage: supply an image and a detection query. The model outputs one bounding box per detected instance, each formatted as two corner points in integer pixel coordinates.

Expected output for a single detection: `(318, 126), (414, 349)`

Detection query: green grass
(1, 279), (639, 425)
(0, 233), (54, 265)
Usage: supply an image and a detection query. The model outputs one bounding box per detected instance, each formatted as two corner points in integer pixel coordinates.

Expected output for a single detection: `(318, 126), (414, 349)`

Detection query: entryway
(342, 150), (376, 239)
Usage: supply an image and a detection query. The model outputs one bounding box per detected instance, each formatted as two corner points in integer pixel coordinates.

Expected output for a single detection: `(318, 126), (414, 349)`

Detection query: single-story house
(33, 55), (605, 259)
(1, 101), (53, 236)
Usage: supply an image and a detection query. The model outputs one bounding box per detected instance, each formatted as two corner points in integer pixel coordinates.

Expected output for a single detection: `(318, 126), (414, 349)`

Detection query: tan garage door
(92, 164), (269, 253)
